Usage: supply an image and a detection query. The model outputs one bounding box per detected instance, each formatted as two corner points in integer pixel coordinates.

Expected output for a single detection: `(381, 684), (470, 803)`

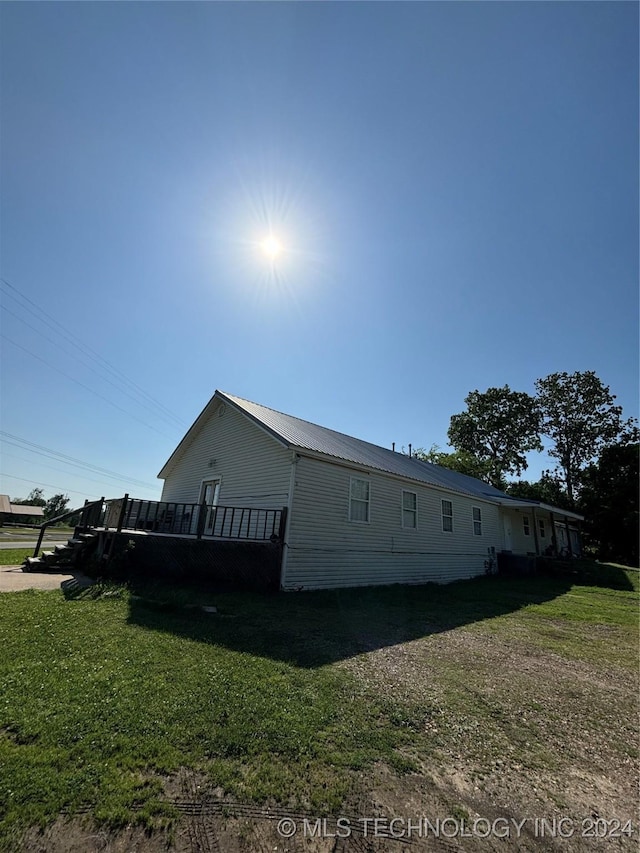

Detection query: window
(472, 506), (482, 535)
(538, 518), (545, 539)
(523, 515), (531, 536)
(441, 499), (453, 532)
(402, 490), (417, 529)
(349, 477), (370, 523)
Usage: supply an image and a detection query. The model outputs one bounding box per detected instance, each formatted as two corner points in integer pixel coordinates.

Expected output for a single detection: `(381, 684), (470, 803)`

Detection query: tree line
(413, 371), (638, 566)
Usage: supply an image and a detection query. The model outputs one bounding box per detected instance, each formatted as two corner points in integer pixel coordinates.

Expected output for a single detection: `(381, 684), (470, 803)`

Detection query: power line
(0, 276), (187, 428)
(0, 472), (103, 499)
(1, 451), (155, 492)
(1, 303), (186, 431)
(0, 432), (159, 489)
(1, 335), (179, 440)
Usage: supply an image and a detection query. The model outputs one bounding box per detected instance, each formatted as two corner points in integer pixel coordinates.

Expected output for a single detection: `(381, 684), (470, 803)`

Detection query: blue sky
(1, 2), (637, 505)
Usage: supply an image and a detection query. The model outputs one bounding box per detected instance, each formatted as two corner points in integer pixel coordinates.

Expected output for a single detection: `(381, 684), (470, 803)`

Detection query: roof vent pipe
(392, 442), (395, 452)
(409, 443), (412, 458)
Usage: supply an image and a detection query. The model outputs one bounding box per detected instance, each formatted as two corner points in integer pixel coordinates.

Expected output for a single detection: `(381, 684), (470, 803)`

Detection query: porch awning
(497, 498), (583, 521)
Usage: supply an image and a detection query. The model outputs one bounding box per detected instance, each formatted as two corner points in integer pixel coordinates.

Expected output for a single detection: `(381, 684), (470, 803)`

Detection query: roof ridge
(221, 391), (402, 456)
(220, 391), (512, 502)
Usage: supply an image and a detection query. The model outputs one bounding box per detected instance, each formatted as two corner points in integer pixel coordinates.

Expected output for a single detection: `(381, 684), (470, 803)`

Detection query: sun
(260, 235), (283, 261)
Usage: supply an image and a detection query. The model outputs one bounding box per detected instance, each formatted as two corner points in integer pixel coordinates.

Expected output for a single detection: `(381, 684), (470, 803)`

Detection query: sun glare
(260, 235), (283, 260)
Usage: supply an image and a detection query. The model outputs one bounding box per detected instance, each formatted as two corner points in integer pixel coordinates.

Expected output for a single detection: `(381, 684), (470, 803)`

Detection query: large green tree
(447, 386), (542, 489)
(535, 371), (637, 507)
(44, 494), (70, 521)
(505, 471), (571, 510)
(12, 487), (46, 507)
(412, 445), (497, 486)
(579, 443), (639, 566)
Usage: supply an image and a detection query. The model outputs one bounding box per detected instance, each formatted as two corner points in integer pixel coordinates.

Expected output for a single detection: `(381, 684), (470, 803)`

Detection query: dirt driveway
(0, 564), (93, 592)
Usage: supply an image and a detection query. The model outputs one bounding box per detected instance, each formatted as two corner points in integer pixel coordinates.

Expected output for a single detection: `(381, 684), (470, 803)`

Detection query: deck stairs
(23, 532), (97, 572)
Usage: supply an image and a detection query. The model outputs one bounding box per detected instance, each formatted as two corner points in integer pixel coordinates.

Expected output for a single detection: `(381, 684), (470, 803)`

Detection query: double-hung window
(441, 499), (453, 532)
(523, 515), (531, 536)
(402, 490), (417, 529)
(349, 477), (370, 523)
(472, 506), (482, 535)
(538, 518), (545, 539)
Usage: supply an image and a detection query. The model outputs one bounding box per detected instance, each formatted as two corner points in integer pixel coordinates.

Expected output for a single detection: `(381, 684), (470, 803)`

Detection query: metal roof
(159, 391), (582, 518)
(9, 504), (45, 516)
(220, 392), (510, 503)
(0, 495), (45, 516)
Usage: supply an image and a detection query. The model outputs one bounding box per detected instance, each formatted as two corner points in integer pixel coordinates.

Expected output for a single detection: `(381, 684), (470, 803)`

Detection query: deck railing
(102, 496), (286, 542)
(32, 497), (105, 558)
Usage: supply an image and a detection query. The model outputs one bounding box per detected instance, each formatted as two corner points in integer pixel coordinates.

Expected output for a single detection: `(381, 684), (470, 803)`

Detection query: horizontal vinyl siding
(502, 508), (538, 554)
(284, 456), (501, 590)
(501, 507), (557, 554)
(160, 405), (291, 508)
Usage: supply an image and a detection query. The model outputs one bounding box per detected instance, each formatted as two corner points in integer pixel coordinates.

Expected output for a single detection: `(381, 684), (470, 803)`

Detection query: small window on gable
(523, 515), (531, 536)
(349, 477), (370, 523)
(442, 499), (453, 532)
(472, 506), (482, 535)
(538, 518), (545, 538)
(402, 490), (417, 529)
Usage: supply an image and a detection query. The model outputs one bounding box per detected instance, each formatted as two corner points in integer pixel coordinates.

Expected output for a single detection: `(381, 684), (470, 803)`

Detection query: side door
(200, 479), (221, 535)
(502, 514), (513, 551)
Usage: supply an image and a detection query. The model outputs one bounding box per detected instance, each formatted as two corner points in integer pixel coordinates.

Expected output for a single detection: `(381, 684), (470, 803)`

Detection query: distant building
(0, 495), (45, 525)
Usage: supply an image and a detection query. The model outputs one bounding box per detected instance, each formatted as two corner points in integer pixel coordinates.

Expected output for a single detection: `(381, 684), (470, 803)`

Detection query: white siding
(501, 508), (542, 555)
(160, 404), (291, 508)
(283, 455), (502, 590)
(501, 507), (579, 556)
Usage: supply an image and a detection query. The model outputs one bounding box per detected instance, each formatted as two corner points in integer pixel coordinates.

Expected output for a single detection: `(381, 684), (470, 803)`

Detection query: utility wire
(1, 451), (157, 492)
(1, 335), (179, 440)
(0, 432), (158, 489)
(1, 303), (185, 431)
(0, 276), (187, 428)
(0, 472), (104, 499)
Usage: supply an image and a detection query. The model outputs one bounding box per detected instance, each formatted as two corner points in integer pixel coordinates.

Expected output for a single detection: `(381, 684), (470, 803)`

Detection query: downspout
(279, 452), (298, 590)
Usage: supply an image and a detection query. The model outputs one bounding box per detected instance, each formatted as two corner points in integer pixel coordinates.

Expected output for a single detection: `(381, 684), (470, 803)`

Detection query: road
(0, 534), (70, 549)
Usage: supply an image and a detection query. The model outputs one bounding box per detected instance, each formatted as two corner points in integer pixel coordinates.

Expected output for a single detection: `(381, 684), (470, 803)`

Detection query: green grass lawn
(0, 564), (637, 850)
(0, 549), (32, 566)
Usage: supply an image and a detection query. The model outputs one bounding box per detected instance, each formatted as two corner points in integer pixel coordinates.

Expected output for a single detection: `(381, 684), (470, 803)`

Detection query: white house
(158, 391), (582, 591)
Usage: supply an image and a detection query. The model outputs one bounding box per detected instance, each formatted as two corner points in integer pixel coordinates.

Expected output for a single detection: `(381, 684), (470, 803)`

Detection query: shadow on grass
(118, 573), (582, 669)
(537, 558), (637, 591)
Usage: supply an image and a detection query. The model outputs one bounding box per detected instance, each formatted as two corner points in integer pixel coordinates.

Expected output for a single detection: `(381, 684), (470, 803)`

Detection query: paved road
(0, 537), (69, 549)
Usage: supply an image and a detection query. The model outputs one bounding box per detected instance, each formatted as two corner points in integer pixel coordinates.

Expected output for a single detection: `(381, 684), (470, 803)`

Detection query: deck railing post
(196, 501), (207, 539)
(79, 499), (88, 532)
(117, 494), (129, 533)
(33, 524), (46, 558)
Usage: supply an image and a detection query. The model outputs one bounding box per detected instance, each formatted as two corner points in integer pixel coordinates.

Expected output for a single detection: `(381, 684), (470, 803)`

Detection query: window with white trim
(523, 515), (531, 536)
(441, 499), (453, 532)
(349, 477), (370, 523)
(402, 490), (417, 529)
(538, 518), (545, 538)
(472, 506), (482, 535)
